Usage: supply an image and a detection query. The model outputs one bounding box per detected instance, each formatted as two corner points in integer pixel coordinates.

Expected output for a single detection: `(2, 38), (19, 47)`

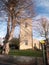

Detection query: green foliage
(9, 50), (42, 57)
(9, 38), (19, 49)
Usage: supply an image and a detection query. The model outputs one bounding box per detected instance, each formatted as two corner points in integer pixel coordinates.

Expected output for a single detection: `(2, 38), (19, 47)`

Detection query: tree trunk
(5, 27), (15, 54)
(2, 16), (10, 54)
(2, 16), (16, 54)
(4, 43), (10, 54)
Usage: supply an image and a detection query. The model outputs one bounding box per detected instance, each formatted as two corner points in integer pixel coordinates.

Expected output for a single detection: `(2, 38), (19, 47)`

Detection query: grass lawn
(9, 49), (42, 57)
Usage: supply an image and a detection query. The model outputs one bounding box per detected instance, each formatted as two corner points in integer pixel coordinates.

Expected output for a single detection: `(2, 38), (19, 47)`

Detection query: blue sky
(33, 0), (49, 40)
(35, 0), (49, 17)
(0, 0), (49, 40)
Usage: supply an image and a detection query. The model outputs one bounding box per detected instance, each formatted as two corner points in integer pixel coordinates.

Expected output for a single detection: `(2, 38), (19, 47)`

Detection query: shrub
(9, 38), (19, 49)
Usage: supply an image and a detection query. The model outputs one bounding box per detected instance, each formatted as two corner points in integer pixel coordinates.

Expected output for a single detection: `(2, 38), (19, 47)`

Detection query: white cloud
(33, 14), (49, 21)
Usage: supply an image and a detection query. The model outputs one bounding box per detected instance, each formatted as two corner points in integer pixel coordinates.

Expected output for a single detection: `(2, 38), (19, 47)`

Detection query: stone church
(19, 18), (33, 50)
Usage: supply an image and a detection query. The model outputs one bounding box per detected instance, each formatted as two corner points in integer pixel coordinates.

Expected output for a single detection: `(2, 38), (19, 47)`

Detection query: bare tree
(33, 17), (49, 44)
(0, 0), (35, 54)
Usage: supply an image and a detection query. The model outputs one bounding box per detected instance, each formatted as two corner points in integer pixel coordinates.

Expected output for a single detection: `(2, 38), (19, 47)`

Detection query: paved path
(0, 55), (43, 65)
(0, 55), (16, 65)
(0, 62), (16, 65)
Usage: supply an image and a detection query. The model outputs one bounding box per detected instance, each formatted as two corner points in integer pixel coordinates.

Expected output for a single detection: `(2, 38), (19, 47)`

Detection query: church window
(24, 40), (28, 45)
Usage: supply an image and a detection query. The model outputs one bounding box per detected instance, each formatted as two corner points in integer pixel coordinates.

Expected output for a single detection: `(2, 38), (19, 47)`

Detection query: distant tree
(33, 18), (49, 44)
(0, 0), (35, 54)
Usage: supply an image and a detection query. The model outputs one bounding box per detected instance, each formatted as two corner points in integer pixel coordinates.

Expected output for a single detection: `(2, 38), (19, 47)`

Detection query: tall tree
(0, 0), (35, 54)
(33, 17), (49, 44)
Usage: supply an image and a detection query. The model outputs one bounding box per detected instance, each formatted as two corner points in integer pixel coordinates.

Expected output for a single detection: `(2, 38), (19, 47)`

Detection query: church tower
(20, 18), (33, 50)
